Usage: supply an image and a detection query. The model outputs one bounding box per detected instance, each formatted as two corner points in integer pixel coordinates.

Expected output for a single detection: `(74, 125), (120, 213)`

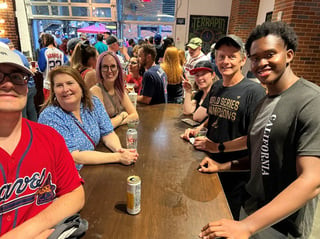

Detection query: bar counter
(80, 104), (232, 239)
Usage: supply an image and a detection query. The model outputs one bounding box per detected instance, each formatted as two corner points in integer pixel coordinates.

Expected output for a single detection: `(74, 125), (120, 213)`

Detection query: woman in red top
(126, 57), (142, 94)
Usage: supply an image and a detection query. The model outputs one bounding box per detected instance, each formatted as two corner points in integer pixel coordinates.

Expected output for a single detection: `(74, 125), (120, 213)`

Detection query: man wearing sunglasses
(0, 46), (84, 238)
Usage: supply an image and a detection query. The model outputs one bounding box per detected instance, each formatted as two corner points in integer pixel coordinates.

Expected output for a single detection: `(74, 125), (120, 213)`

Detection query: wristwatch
(218, 142), (225, 153)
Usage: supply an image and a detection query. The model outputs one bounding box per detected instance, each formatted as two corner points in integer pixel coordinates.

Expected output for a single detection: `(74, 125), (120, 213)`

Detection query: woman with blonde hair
(38, 66), (138, 171)
(178, 49), (186, 66)
(132, 45), (140, 57)
(71, 40), (98, 89)
(160, 46), (183, 103)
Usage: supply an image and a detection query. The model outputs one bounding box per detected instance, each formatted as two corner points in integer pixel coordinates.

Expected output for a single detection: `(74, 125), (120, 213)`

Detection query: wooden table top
(80, 104), (232, 239)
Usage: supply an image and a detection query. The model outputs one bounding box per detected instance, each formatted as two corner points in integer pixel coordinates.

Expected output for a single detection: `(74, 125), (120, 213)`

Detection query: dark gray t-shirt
(246, 78), (320, 238)
(246, 96), (281, 199)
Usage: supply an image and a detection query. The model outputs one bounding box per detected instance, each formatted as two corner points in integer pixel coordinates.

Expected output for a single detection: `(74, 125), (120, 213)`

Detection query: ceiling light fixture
(0, 1), (7, 9)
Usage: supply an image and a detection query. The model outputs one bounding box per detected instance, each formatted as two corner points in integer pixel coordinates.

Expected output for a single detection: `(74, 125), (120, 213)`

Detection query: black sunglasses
(0, 72), (29, 85)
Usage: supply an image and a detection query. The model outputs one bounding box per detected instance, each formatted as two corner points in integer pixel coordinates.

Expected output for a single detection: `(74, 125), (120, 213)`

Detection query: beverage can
(127, 175), (141, 215)
(128, 92), (137, 107)
(126, 128), (138, 149)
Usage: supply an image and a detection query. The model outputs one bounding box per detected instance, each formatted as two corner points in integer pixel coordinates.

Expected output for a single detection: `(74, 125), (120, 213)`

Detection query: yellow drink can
(127, 175), (141, 215)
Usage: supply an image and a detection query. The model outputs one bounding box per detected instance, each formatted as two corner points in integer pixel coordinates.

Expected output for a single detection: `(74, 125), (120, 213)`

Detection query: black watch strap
(218, 142), (225, 153)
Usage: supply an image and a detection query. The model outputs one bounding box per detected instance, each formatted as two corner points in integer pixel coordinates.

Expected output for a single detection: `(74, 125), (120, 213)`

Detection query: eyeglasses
(101, 64), (118, 72)
(129, 61), (138, 65)
(0, 72), (29, 85)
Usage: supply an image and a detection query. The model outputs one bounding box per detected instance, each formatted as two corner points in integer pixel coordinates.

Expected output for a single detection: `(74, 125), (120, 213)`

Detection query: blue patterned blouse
(38, 96), (114, 170)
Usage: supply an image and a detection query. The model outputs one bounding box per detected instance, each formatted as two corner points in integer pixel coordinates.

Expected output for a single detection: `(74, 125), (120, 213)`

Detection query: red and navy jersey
(38, 47), (68, 90)
(0, 119), (83, 235)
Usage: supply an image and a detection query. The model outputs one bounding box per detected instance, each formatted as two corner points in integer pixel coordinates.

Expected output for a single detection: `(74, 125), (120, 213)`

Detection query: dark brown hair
(71, 41), (97, 70)
(140, 44), (156, 62)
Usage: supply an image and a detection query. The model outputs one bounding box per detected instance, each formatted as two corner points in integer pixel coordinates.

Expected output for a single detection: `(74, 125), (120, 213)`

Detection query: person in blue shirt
(38, 66), (138, 170)
(94, 34), (108, 54)
(137, 44), (168, 105)
(8, 42), (37, 121)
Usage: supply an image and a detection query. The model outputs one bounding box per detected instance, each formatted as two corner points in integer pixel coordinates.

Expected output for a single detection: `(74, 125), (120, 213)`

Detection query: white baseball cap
(0, 42), (9, 49)
(0, 46), (33, 75)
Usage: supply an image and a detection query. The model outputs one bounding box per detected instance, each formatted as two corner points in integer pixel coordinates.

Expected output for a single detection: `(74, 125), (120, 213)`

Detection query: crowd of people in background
(1, 21), (320, 239)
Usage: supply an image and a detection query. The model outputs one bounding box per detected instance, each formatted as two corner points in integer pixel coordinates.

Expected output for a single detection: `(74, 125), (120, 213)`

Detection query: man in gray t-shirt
(198, 22), (320, 239)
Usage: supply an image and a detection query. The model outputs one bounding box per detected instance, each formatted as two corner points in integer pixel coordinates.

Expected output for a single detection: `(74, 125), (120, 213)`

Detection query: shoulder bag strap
(74, 120), (95, 147)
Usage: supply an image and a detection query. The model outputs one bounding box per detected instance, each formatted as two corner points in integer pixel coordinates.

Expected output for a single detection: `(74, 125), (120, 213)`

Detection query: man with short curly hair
(199, 21), (320, 239)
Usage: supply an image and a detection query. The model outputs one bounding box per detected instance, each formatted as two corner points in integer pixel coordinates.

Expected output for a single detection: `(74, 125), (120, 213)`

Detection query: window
(71, 0), (88, 3)
(122, 0), (175, 22)
(51, 0), (68, 2)
(72, 6), (89, 16)
(93, 7), (111, 18)
(28, 0), (116, 20)
(32, 6), (49, 15)
(92, 0), (110, 3)
(51, 6), (69, 16)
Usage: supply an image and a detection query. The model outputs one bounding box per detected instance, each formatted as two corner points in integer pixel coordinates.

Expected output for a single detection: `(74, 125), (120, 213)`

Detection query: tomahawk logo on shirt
(0, 169), (56, 214)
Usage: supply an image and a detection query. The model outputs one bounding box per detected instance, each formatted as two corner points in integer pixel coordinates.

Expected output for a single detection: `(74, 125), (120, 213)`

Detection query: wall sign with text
(189, 15), (228, 53)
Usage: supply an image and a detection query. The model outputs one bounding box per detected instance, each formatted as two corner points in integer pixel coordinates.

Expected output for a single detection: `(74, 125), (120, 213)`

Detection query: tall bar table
(80, 104), (232, 239)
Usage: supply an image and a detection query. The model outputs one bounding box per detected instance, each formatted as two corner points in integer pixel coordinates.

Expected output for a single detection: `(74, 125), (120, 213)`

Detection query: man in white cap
(0, 46), (84, 238)
(184, 37), (209, 87)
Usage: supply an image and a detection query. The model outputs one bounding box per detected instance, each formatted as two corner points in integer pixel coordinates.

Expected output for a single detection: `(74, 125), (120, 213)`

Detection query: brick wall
(0, 0), (20, 50)
(228, 0), (260, 41)
(273, 0), (320, 84)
